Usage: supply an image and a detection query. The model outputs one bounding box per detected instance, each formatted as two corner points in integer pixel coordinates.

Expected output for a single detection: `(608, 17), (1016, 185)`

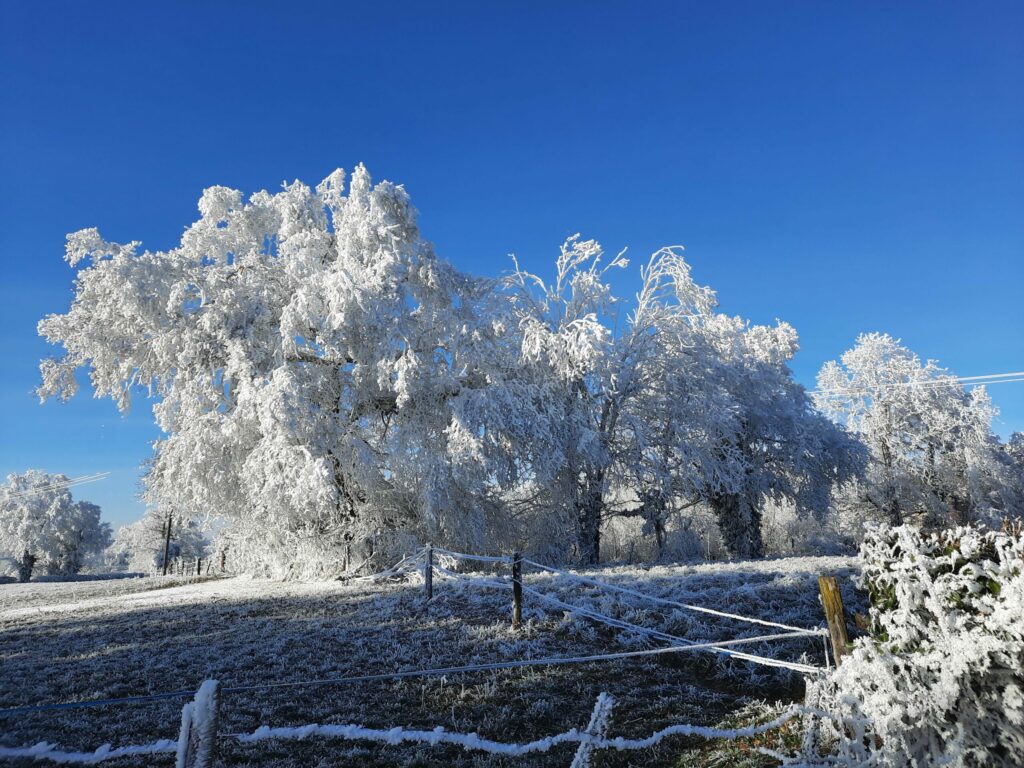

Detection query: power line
(811, 371), (1024, 398)
(1, 472), (111, 501)
(3, 472), (109, 499)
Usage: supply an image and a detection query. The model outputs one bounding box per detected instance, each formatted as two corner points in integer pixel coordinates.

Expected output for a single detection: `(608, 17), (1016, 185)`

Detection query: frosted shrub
(805, 523), (1024, 767)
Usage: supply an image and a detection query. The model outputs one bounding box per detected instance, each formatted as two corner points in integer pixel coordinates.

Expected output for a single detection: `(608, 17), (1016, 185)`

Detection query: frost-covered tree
(506, 239), (862, 561)
(1005, 433), (1024, 508)
(693, 319), (866, 557)
(0, 471), (112, 581)
(39, 166), (526, 575)
(503, 240), (726, 562)
(815, 333), (1019, 531)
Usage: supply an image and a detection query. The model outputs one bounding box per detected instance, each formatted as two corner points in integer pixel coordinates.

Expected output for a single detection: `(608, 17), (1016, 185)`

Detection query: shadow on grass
(0, 564), (845, 767)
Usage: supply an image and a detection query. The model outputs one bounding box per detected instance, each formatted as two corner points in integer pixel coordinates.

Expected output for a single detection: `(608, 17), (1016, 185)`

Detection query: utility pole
(161, 511), (174, 576)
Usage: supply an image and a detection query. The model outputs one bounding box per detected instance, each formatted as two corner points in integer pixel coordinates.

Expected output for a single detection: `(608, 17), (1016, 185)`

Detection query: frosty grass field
(0, 556), (859, 767)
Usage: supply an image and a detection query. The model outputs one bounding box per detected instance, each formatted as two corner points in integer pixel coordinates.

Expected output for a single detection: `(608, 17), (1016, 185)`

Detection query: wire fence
(0, 683), (824, 767)
(0, 546), (834, 766)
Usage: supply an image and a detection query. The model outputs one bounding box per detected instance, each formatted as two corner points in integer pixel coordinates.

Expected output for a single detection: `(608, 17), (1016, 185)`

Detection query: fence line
(0, 546), (836, 764)
(521, 557), (825, 636)
(353, 547), (428, 583)
(0, 628), (814, 720)
(0, 740), (178, 765)
(227, 694), (810, 755)
(431, 548), (826, 674)
(518, 583), (822, 675)
(0, 684), (821, 765)
(433, 548), (513, 564)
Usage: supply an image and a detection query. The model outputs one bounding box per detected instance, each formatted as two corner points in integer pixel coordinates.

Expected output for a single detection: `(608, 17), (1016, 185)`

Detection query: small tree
(0, 470), (112, 581)
(816, 333), (1019, 531)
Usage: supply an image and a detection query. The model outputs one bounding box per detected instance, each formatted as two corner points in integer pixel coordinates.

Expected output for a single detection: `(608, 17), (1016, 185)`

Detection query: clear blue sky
(1, 1), (1021, 529)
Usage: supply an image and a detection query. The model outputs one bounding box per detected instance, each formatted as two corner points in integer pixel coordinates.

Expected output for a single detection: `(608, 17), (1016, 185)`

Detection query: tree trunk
(879, 409), (903, 526)
(711, 492), (764, 559)
(653, 516), (666, 559)
(576, 480), (603, 566)
(18, 550), (36, 583)
(878, 438), (903, 526)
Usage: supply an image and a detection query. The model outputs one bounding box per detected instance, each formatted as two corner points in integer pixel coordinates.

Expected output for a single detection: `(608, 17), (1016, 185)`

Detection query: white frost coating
(0, 739), (178, 764)
(570, 692), (615, 768)
(802, 525), (1024, 767)
(519, 583), (823, 674)
(520, 556), (826, 635)
(231, 702), (808, 755)
(174, 700), (193, 768)
(175, 679), (219, 768)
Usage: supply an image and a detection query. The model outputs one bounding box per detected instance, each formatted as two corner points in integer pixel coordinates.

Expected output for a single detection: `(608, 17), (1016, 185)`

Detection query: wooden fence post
(818, 575), (851, 666)
(424, 543), (433, 601)
(176, 680), (220, 768)
(512, 551), (523, 629)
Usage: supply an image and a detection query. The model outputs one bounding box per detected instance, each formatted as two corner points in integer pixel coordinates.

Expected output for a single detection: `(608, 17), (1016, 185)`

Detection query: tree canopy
(37, 165), (1015, 575)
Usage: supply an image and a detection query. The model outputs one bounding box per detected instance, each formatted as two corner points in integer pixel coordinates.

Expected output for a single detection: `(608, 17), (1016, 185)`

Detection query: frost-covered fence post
(570, 692), (615, 768)
(176, 680), (220, 768)
(424, 543), (433, 601)
(818, 575), (850, 666)
(512, 551), (523, 629)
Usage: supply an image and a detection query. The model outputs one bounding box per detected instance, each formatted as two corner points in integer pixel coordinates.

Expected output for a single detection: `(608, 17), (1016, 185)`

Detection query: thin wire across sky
(811, 371), (1024, 398)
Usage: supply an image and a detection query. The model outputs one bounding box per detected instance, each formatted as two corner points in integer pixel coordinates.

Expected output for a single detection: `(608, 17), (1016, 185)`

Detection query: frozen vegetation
(30, 165), (1024, 578)
(0, 555), (857, 767)
(3, 163), (1021, 766)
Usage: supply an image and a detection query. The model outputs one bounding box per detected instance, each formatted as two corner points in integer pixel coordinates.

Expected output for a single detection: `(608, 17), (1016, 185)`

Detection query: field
(0, 556), (862, 767)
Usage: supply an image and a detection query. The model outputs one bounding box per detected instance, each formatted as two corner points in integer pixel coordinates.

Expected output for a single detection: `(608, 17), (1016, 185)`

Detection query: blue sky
(1, 1), (1021, 529)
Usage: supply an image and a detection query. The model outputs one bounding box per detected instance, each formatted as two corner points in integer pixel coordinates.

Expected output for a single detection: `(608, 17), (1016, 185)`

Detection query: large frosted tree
(0, 471), (111, 581)
(39, 166), (526, 575)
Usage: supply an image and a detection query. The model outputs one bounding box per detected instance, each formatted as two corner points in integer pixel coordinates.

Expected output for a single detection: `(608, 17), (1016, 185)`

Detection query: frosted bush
(804, 523), (1024, 767)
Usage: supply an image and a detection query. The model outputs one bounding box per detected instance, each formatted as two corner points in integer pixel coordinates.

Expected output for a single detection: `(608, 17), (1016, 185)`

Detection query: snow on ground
(0, 555), (861, 767)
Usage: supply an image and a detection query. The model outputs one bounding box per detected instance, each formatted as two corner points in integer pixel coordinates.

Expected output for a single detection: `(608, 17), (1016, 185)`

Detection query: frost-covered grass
(0, 555), (859, 767)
